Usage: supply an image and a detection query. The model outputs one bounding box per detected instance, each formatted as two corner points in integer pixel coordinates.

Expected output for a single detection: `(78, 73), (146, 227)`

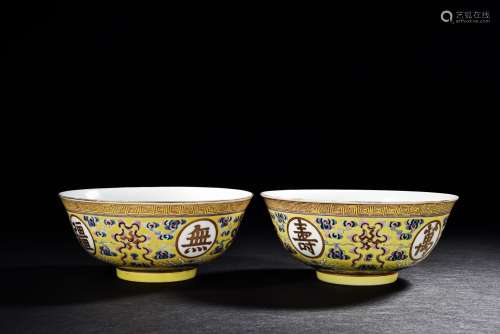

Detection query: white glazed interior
(261, 190), (458, 204)
(60, 187), (253, 203)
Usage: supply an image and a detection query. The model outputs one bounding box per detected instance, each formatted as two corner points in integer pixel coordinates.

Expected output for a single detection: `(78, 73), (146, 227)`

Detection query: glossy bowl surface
(61, 187), (252, 282)
(262, 189), (458, 285)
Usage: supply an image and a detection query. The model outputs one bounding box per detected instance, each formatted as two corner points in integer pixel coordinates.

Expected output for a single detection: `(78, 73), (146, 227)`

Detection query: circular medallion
(410, 220), (442, 261)
(70, 215), (96, 254)
(176, 219), (218, 258)
(287, 217), (324, 258)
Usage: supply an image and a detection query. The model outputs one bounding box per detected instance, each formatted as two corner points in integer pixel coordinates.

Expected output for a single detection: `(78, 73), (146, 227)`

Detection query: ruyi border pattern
(61, 198), (251, 217)
(264, 198), (455, 217)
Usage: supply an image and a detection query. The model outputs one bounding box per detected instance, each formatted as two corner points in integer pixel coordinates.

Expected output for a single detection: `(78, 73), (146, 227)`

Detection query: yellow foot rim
(116, 267), (197, 283)
(316, 271), (398, 286)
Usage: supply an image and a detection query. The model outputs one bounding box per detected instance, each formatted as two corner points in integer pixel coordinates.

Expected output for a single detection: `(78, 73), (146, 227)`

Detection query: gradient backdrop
(2, 3), (499, 333)
(5, 3), (497, 238)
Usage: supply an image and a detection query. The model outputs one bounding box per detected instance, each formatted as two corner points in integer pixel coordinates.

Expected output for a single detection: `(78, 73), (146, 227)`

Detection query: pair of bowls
(60, 187), (458, 286)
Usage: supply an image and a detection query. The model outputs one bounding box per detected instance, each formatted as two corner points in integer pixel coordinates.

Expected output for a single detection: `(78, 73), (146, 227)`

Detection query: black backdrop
(3, 4), (500, 334)
(4, 2), (498, 237)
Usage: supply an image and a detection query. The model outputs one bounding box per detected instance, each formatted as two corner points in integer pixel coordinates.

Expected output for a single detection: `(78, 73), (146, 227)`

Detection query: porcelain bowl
(262, 190), (458, 286)
(60, 187), (252, 283)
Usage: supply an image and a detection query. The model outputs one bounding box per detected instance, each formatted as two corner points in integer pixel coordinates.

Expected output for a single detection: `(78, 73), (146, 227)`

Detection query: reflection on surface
(1, 266), (410, 310)
(166, 269), (410, 310)
(0, 266), (164, 306)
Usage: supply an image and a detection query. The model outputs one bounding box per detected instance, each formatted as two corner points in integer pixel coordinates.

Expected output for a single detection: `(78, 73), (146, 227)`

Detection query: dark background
(2, 2), (499, 333)
(4, 2), (499, 236)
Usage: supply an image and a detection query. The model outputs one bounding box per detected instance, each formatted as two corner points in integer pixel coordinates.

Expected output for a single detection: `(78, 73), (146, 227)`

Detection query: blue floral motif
(399, 232), (412, 240)
(278, 225), (285, 232)
(154, 250), (175, 260)
(365, 254), (373, 261)
(329, 232), (343, 240)
(164, 219), (186, 231)
(146, 222), (160, 231)
(343, 220), (357, 228)
(96, 231), (107, 237)
(327, 247), (350, 260)
(218, 217), (232, 228)
(221, 230), (230, 237)
(269, 212), (275, 220)
(131, 253), (138, 260)
(233, 215), (243, 224)
(388, 250), (408, 261)
(159, 234), (173, 240)
(389, 221), (401, 229)
(406, 219), (424, 231)
(104, 219), (116, 226)
(316, 218), (336, 230)
(275, 213), (287, 224)
(99, 246), (117, 256)
(210, 241), (225, 255)
(84, 216), (99, 227)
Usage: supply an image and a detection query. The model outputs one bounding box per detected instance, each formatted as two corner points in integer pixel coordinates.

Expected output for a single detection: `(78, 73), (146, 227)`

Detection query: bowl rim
(260, 189), (459, 205)
(59, 186), (253, 204)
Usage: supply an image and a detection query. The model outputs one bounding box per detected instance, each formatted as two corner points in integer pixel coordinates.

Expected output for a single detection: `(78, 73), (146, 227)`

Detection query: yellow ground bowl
(262, 189), (458, 286)
(60, 187), (252, 283)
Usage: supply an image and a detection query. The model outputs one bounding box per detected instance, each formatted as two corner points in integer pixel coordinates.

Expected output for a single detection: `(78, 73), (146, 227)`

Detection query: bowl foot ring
(316, 271), (398, 286)
(116, 267), (197, 283)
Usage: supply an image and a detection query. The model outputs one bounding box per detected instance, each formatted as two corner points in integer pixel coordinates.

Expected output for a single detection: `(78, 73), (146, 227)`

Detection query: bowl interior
(60, 187), (252, 203)
(261, 189), (458, 204)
